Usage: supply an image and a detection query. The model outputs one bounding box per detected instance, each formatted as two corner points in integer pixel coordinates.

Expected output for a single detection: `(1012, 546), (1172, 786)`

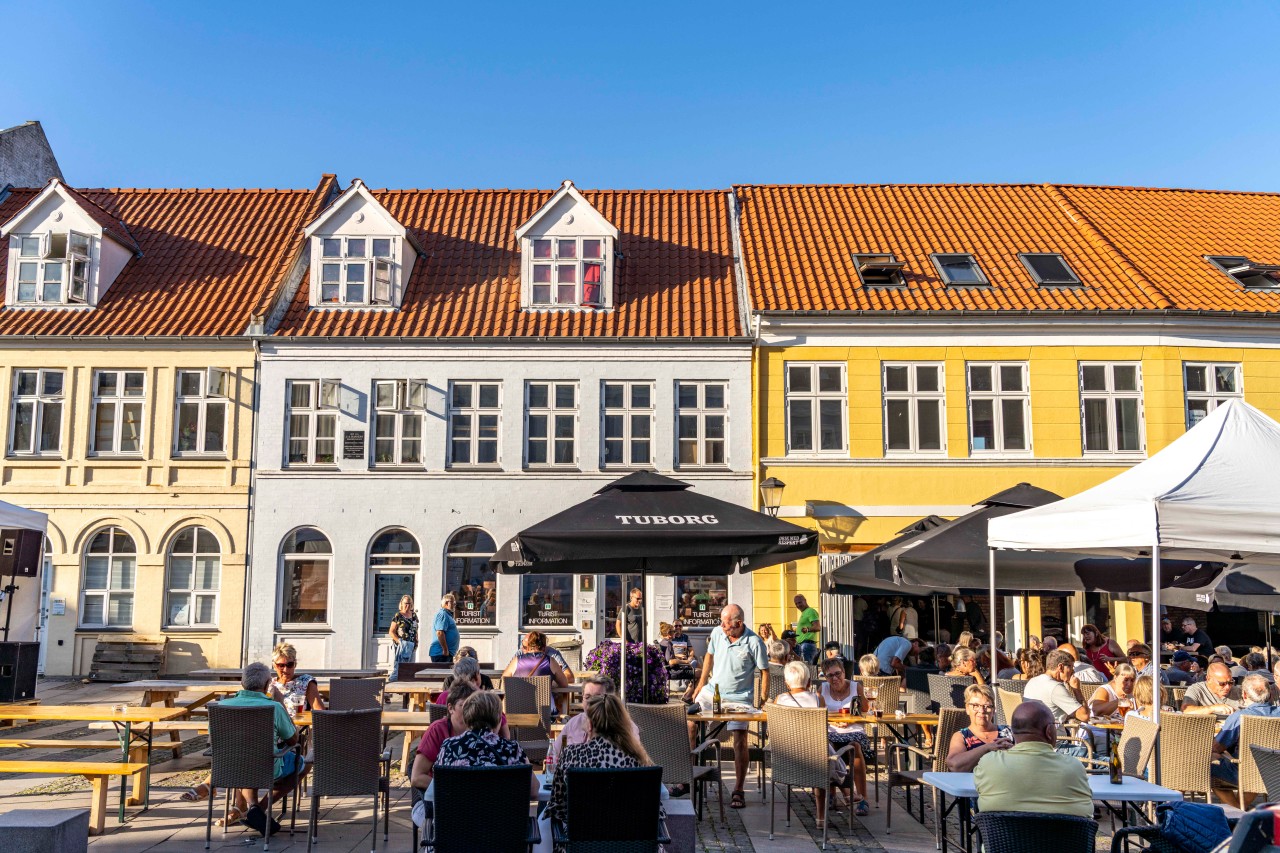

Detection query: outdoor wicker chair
(628, 702), (723, 821)
(766, 703), (860, 850)
(306, 708), (390, 852)
(886, 707), (966, 836)
(427, 765), (540, 852)
(504, 675), (553, 764)
(851, 674), (901, 802)
(762, 663), (787, 703)
(1157, 712), (1216, 802)
(551, 767), (670, 852)
(326, 677), (385, 711)
(927, 674), (975, 711)
(993, 678), (1028, 726)
(996, 687), (1023, 729)
(974, 811), (1097, 853)
(1237, 715), (1280, 805)
(206, 702), (302, 851)
(408, 703), (454, 853)
(1249, 744), (1280, 802)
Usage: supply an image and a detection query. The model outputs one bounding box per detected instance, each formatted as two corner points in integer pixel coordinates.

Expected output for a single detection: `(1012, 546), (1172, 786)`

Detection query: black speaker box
(0, 528), (42, 578)
(0, 641), (38, 701)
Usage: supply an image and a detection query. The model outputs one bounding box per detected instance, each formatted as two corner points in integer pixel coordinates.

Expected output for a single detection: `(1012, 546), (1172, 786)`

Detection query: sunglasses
(274, 661), (296, 669)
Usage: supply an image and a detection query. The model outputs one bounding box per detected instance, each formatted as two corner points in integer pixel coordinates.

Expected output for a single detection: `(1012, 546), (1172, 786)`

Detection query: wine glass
(866, 686), (879, 717)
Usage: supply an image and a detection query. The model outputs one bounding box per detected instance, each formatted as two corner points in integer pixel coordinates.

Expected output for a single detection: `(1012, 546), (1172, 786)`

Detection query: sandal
(216, 806), (244, 827)
(180, 783), (212, 803)
(855, 800), (870, 817)
(730, 789), (746, 809)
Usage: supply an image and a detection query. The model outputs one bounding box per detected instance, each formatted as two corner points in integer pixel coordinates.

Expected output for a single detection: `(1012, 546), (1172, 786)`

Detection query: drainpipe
(241, 338), (262, 666)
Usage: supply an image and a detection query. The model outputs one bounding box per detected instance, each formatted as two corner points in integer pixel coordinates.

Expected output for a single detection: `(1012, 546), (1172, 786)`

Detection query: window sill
(171, 454), (230, 462)
(883, 451), (948, 458)
(523, 304), (611, 312)
(6, 454), (64, 462)
(277, 625), (335, 633)
(87, 455), (145, 462)
(447, 465), (504, 472)
(371, 464), (428, 471)
(523, 466), (582, 473)
(311, 303), (399, 311)
(162, 626), (221, 634)
(7, 303), (93, 310)
(76, 626), (136, 633)
(284, 464), (341, 471)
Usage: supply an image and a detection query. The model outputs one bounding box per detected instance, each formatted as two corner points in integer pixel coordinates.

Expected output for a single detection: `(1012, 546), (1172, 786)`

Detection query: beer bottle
(1108, 738), (1122, 785)
(713, 683), (722, 715)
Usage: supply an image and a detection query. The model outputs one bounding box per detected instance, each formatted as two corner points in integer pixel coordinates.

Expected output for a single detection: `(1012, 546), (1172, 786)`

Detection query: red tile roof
(274, 189), (744, 338)
(734, 183), (1280, 314)
(0, 177), (334, 336)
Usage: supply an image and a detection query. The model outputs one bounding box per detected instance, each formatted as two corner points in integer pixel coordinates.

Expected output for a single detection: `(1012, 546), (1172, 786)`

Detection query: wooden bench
(0, 760), (149, 834)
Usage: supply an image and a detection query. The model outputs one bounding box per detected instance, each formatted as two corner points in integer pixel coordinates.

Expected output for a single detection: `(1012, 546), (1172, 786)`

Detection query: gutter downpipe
(241, 337), (262, 666)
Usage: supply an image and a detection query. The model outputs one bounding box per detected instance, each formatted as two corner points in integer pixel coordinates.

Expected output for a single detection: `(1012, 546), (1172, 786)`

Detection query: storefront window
(604, 573), (642, 639)
(521, 574), (574, 629)
(675, 576), (728, 628)
(280, 527), (331, 625)
(444, 527), (497, 627)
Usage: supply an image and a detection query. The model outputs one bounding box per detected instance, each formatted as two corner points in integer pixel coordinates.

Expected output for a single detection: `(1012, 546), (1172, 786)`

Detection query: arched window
(280, 527), (332, 626)
(370, 529), (420, 635)
(165, 526), (221, 628)
(81, 527), (136, 628)
(443, 528), (496, 627)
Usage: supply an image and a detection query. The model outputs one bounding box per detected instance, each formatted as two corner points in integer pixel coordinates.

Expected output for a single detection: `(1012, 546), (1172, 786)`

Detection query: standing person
(681, 604), (768, 810)
(388, 595), (419, 682)
(428, 593), (459, 663)
(794, 594), (822, 664)
(616, 587), (644, 643)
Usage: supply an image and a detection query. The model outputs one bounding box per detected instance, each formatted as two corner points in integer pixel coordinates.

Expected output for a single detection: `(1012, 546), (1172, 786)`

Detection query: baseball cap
(1172, 650), (1193, 663)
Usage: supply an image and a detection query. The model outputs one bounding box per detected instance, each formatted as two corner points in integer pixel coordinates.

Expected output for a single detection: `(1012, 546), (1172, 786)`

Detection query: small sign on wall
(50, 597), (66, 616)
(342, 431), (365, 460)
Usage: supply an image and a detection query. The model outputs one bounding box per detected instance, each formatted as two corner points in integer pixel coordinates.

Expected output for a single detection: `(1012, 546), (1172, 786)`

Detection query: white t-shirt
(819, 681), (864, 735)
(1073, 661), (1106, 684)
(1024, 673), (1083, 731)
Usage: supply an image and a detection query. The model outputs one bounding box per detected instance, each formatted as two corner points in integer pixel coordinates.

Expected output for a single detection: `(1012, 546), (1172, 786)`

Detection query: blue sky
(6, 1), (1280, 191)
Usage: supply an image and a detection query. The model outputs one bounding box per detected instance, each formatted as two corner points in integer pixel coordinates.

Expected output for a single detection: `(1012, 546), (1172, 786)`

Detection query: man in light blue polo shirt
(219, 661), (301, 837)
(874, 634), (920, 676)
(681, 603), (768, 808)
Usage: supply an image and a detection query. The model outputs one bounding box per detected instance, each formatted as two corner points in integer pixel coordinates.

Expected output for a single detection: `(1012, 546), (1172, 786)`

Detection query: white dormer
(303, 179), (417, 309)
(515, 180), (619, 310)
(0, 179), (138, 308)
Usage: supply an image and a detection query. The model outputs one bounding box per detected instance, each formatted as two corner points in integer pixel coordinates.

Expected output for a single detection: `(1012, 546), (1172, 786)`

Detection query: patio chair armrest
(526, 816), (541, 845)
(272, 744), (297, 759)
(379, 748), (392, 762)
(831, 742), (860, 761)
(1109, 825), (1163, 852)
(692, 737), (719, 756)
(886, 743), (932, 771)
(1080, 757), (1107, 770)
(657, 818), (672, 845)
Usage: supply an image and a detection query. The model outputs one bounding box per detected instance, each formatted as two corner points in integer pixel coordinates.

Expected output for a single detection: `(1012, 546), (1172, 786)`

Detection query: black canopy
(490, 471), (819, 576)
(824, 516), (947, 595)
(1128, 564), (1280, 612)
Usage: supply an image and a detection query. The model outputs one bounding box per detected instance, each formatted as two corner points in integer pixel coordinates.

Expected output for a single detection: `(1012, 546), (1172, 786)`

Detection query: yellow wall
(0, 343), (255, 675)
(753, 343), (1280, 620)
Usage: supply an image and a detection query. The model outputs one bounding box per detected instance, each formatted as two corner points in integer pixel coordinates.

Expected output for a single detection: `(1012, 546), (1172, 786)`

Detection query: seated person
(548, 675), (637, 762)
(423, 690), (537, 805)
(780, 629), (799, 659)
(1181, 661), (1242, 715)
(1023, 649), (1092, 757)
(857, 654), (881, 678)
(1088, 663), (1136, 717)
(1058, 642), (1106, 685)
(1012, 647), (1046, 681)
(771, 660), (858, 823)
(974, 700), (1093, 817)
(503, 630), (571, 689)
(268, 641), (325, 713)
(823, 641), (844, 660)
(411, 680), (477, 828)
(1163, 650), (1200, 685)
(1233, 652), (1271, 682)
(946, 684), (1013, 773)
(657, 622), (698, 681)
(934, 643), (953, 673)
(980, 631), (1016, 679)
(946, 646), (984, 684)
(435, 657), (495, 705)
(1212, 674), (1280, 808)
(453, 646), (495, 690)
(767, 639), (792, 667)
(818, 656), (870, 815)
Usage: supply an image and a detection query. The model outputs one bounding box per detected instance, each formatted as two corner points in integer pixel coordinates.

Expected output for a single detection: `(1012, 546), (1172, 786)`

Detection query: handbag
(1156, 801), (1233, 853)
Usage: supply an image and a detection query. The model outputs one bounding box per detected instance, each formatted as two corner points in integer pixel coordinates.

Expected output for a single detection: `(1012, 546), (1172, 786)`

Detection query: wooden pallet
(87, 635), (167, 682)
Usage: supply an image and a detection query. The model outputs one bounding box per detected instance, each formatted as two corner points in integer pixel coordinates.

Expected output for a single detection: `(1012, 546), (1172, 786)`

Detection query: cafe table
(189, 667), (384, 680)
(0, 703), (187, 823)
(923, 770), (1183, 853)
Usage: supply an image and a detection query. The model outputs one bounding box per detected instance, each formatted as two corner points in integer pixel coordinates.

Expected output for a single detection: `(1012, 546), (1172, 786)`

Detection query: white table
(923, 771), (1183, 853)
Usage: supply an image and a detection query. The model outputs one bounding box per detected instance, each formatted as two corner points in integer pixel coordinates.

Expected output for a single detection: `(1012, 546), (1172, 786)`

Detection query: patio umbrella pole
(1151, 543), (1162, 729)
(933, 595), (940, 644)
(988, 549), (997, 647)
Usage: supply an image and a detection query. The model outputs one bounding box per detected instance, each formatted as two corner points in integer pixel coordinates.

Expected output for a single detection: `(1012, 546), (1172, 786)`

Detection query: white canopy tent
(988, 399), (1280, 724)
(0, 499), (48, 644)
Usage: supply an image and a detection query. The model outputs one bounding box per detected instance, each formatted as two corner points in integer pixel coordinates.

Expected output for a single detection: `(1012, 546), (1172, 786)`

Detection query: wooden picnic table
(413, 668), (504, 681)
(189, 667), (384, 680)
(0, 703), (187, 823)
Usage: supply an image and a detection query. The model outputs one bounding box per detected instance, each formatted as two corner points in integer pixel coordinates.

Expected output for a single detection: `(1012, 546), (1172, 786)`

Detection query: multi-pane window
(602, 382), (654, 466)
(967, 363), (1030, 453)
(373, 379), (427, 465)
(9, 368), (64, 456)
(1184, 363), (1241, 428)
(280, 527), (331, 625)
(12, 231), (90, 304)
(786, 364), (846, 454)
(164, 526), (220, 628)
(444, 527), (497, 627)
(449, 382), (501, 466)
(1080, 363), (1144, 453)
(174, 368), (229, 456)
(883, 363), (944, 453)
(530, 237), (606, 306)
(91, 370), (145, 455)
(318, 236), (394, 305)
(81, 527), (135, 629)
(676, 382), (727, 466)
(286, 379), (338, 465)
(525, 382), (576, 466)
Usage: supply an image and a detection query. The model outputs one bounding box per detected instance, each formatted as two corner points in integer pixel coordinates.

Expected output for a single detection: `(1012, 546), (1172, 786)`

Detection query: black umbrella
(1128, 564), (1279, 612)
(490, 471), (820, 699)
(824, 516), (948, 594)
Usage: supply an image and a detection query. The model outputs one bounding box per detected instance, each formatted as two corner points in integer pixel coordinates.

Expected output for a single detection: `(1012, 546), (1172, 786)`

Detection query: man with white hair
(221, 661), (302, 837)
(1213, 674), (1280, 807)
(428, 593), (459, 663)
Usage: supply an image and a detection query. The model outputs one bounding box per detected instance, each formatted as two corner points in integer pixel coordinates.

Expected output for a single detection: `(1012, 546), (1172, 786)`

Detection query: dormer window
(1207, 255), (1280, 290)
(530, 236), (606, 306)
(318, 236), (394, 305)
(13, 231), (92, 305)
(853, 253), (906, 287)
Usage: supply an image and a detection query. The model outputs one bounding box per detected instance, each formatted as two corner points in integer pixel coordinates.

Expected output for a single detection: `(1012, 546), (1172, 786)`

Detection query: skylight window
(930, 253), (988, 286)
(1017, 253), (1082, 287)
(853, 253), (906, 287)
(1207, 256), (1280, 290)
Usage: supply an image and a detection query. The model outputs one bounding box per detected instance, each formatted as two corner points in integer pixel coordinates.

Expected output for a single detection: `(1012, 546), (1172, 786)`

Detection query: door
(367, 572), (416, 669)
(601, 573), (643, 642)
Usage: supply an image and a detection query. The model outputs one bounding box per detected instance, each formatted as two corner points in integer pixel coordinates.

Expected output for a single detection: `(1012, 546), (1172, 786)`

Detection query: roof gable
(304, 179), (408, 240)
(514, 180), (619, 241)
(1, 179), (140, 255)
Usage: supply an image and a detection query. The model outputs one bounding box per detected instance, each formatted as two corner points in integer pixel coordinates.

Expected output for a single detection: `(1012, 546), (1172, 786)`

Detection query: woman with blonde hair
(946, 646), (985, 684)
(945, 683), (1012, 772)
(1089, 662), (1137, 716)
(858, 654), (880, 677)
(269, 641), (324, 714)
(388, 594), (419, 682)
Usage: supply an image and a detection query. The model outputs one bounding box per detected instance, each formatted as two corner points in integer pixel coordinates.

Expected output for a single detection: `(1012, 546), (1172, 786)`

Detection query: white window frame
(882, 362), (946, 455)
(9, 368), (64, 457)
(930, 253), (989, 287)
(164, 526), (221, 629)
(10, 231), (92, 305)
(80, 527), (136, 629)
(1183, 362), (1242, 429)
(448, 381), (502, 468)
(372, 379), (428, 466)
(278, 528), (333, 628)
(602, 381), (655, 468)
(285, 379), (339, 466)
(524, 381), (578, 468)
(785, 363), (847, 455)
(173, 368), (230, 457)
(315, 236), (396, 306)
(1079, 362), (1146, 455)
(526, 236), (609, 307)
(966, 362), (1032, 455)
(90, 369), (146, 457)
(675, 381), (728, 468)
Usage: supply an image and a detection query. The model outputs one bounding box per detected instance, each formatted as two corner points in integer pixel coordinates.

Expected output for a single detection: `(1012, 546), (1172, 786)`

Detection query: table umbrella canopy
(1128, 563), (1280, 612)
(825, 516), (948, 594)
(490, 471), (819, 576)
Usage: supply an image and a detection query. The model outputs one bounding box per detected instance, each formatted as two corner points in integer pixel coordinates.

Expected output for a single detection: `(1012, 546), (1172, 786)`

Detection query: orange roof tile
(0, 177), (334, 336)
(275, 189), (744, 339)
(734, 183), (1280, 314)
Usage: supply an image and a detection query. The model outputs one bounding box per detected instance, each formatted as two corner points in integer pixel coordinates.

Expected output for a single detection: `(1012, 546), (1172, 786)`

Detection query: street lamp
(759, 477), (786, 518)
